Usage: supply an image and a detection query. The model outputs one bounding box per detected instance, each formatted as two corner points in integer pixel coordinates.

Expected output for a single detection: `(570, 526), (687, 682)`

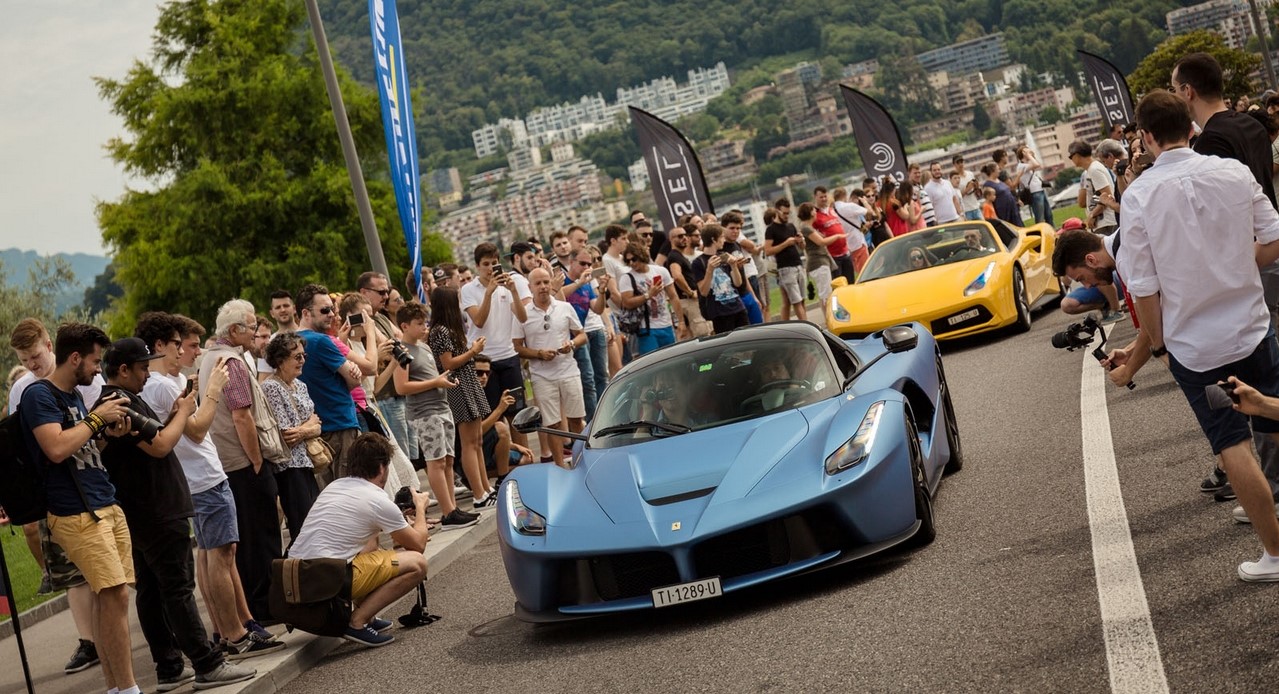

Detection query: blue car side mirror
(882, 325), (919, 354)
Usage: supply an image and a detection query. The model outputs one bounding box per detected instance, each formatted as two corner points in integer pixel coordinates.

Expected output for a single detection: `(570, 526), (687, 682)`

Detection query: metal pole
(303, 0), (389, 277)
(1249, 0), (1277, 90)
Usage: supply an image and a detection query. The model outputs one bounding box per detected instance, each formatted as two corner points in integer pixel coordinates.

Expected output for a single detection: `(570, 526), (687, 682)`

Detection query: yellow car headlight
(830, 295), (851, 322)
(963, 261), (997, 297)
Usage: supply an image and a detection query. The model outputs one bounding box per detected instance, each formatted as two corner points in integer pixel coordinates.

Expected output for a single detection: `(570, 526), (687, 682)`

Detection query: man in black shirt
(663, 224), (711, 337)
(98, 337), (255, 690)
(763, 206), (808, 321)
(1174, 52), (1278, 208)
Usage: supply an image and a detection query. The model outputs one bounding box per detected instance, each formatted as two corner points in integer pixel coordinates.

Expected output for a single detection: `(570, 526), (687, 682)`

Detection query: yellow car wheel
(1012, 267), (1031, 333)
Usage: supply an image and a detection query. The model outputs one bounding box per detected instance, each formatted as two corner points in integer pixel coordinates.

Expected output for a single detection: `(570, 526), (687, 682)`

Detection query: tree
(874, 53), (939, 125)
(1128, 30), (1260, 98)
(96, 0), (451, 333)
(972, 102), (992, 134)
(0, 257), (82, 386)
(1040, 105), (1064, 125)
(83, 262), (124, 318)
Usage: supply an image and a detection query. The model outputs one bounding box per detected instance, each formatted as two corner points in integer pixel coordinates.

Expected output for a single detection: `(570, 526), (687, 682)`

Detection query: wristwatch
(1150, 345), (1168, 358)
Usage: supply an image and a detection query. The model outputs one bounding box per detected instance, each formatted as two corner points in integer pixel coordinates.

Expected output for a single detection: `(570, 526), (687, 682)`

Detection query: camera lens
(124, 406), (163, 442)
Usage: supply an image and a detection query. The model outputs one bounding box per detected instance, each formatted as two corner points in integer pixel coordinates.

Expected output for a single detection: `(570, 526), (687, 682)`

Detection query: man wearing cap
(99, 336), (257, 689)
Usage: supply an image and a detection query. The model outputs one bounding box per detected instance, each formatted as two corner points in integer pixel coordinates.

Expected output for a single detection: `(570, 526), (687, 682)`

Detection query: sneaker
(343, 624), (395, 648)
(64, 639), (99, 674)
(1214, 483), (1237, 502)
(224, 631), (286, 660)
(244, 619), (277, 642)
(472, 492), (496, 510)
(1200, 468), (1229, 493)
(1238, 556), (1279, 582)
(439, 509), (479, 530)
(453, 484), (473, 499)
(369, 617), (393, 633)
(1232, 503), (1279, 524)
(1100, 309), (1123, 323)
(157, 665), (195, 692)
(37, 572), (53, 595)
(193, 661), (256, 690)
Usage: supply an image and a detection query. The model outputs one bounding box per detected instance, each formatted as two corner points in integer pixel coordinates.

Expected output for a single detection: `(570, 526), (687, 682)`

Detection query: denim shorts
(191, 479), (239, 550)
(1066, 285), (1106, 306)
(1168, 331), (1279, 455)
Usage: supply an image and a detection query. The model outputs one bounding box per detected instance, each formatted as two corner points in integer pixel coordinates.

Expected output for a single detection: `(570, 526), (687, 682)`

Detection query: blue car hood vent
(584, 410), (809, 523)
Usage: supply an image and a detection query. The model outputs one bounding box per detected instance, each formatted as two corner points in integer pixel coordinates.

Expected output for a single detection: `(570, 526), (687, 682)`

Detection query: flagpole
(303, 0), (389, 278)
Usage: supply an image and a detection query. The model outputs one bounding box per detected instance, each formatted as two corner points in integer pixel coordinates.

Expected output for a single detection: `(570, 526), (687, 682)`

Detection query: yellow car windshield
(858, 224), (1000, 282)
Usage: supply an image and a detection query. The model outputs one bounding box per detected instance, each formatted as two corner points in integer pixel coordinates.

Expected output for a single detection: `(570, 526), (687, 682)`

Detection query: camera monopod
(2, 523), (37, 694)
(1051, 314), (1135, 389)
(1089, 319), (1135, 390)
(398, 581), (441, 628)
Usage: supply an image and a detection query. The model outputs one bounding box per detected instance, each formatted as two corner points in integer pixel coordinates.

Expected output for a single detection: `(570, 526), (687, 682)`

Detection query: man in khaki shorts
(288, 433), (429, 648)
(19, 324), (138, 693)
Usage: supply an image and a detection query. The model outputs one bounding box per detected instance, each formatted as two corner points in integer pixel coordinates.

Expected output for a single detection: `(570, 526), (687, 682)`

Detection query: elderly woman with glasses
(260, 332), (321, 543)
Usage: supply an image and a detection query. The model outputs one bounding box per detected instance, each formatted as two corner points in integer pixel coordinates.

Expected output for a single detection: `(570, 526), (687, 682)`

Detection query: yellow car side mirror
(831, 277), (849, 289)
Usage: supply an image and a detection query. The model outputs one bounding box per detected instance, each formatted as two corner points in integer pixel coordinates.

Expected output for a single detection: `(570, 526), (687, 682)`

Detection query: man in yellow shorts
(287, 433), (428, 647)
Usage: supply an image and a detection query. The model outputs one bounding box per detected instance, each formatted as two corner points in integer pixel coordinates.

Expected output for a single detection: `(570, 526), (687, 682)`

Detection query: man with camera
(20, 324), (136, 694)
(295, 284), (365, 479)
(1116, 90), (1279, 581)
(288, 433), (430, 648)
(98, 336), (257, 690)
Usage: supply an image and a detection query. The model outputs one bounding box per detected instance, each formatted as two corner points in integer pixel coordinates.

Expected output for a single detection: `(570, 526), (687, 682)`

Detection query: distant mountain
(1, 248), (110, 314)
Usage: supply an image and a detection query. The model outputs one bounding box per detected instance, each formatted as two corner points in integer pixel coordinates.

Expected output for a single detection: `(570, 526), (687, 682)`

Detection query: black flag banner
(630, 106), (713, 232)
(1078, 50), (1135, 131)
(839, 86), (909, 184)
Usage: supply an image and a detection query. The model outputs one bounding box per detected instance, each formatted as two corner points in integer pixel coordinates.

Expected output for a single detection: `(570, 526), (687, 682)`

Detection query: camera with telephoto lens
(1050, 314), (1135, 389)
(122, 406), (164, 442)
(390, 339), (414, 368)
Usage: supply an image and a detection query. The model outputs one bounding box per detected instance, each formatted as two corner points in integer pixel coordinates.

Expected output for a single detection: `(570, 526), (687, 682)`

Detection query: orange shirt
(981, 201), (997, 220)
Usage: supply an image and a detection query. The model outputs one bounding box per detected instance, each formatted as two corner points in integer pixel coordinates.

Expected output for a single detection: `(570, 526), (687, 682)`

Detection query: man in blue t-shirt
(20, 323), (139, 694)
(295, 283), (365, 480)
(562, 248), (609, 420)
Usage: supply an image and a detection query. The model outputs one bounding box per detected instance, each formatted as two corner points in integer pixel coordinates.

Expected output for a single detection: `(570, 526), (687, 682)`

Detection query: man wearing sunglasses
(359, 272), (410, 461)
(296, 284), (365, 482)
(513, 268), (587, 467)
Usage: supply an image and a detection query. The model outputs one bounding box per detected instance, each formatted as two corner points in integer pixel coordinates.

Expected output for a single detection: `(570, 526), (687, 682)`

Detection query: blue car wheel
(905, 404), (936, 547)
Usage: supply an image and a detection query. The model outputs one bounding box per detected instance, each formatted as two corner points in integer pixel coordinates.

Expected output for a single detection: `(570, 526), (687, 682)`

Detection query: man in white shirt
(924, 162), (963, 224)
(1117, 91), (1279, 582)
(513, 268), (586, 467)
(1069, 140), (1118, 235)
(289, 433), (429, 648)
(831, 188), (872, 275)
(461, 242), (531, 428)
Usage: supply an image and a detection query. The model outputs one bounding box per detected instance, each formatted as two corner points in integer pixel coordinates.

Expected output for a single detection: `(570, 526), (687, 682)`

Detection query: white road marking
(1079, 357), (1170, 693)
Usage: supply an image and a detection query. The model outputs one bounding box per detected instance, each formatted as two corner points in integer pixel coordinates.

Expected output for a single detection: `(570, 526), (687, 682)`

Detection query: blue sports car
(498, 321), (962, 622)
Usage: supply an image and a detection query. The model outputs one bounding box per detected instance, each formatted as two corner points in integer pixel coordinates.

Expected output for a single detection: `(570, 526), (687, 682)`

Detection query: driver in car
(641, 370), (712, 429)
(949, 229), (993, 260)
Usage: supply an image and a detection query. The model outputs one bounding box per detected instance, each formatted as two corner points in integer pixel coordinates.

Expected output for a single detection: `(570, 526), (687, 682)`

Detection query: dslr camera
(1050, 314), (1135, 389)
(389, 339), (414, 368)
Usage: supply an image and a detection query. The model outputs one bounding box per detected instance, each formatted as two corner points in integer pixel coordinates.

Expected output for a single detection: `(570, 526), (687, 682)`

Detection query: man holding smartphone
(513, 268), (587, 467)
(461, 242), (532, 444)
(563, 248), (610, 420)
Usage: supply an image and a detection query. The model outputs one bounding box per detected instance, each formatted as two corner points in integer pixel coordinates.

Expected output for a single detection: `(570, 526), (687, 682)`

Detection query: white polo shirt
(1117, 148), (1279, 371)
(513, 299), (583, 381)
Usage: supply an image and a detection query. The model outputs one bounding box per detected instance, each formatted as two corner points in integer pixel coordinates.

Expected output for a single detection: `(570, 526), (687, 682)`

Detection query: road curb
(233, 510), (497, 694)
(0, 593), (68, 640)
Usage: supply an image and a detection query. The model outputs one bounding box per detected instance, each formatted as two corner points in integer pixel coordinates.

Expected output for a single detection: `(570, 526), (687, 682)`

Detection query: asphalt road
(283, 308), (1279, 693)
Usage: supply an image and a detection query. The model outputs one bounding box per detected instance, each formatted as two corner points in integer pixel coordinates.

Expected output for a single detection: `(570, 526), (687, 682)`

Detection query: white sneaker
(1231, 502), (1279, 524)
(1238, 556), (1279, 582)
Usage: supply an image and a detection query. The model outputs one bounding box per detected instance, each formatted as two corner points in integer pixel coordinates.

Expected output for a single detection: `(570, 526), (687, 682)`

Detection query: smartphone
(591, 266), (607, 281)
(348, 312), (365, 327)
(505, 387), (522, 397)
(183, 380), (195, 397)
(719, 253), (733, 265)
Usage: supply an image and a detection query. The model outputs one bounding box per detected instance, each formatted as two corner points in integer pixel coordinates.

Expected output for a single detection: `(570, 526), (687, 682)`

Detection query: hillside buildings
(1167, 0), (1272, 51)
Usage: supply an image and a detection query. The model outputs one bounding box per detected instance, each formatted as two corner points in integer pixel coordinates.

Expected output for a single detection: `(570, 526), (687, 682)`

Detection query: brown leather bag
(269, 558), (351, 636)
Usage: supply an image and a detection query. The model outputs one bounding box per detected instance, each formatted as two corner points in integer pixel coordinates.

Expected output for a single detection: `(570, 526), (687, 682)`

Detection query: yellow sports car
(826, 219), (1063, 340)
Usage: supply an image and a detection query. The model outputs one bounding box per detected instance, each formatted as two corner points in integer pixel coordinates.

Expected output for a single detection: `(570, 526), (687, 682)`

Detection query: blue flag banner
(370, 0), (423, 300)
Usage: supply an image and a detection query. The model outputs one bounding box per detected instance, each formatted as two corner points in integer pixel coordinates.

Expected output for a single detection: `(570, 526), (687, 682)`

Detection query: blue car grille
(693, 518), (791, 580)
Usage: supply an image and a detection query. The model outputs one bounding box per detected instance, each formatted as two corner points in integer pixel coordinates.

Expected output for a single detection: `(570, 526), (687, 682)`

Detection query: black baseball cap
(509, 241), (533, 258)
(103, 337), (164, 371)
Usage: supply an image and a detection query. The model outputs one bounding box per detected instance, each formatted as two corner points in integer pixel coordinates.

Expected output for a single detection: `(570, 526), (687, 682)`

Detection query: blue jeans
(1031, 190), (1052, 225)
(573, 329), (609, 421)
(635, 326), (676, 356)
(964, 209), (983, 221)
(742, 293), (764, 324)
(377, 396), (412, 459)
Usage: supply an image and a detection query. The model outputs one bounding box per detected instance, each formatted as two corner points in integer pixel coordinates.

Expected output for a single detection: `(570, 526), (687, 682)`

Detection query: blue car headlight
(824, 401), (885, 475)
(830, 295), (850, 322)
(504, 480), (546, 536)
(963, 261), (997, 296)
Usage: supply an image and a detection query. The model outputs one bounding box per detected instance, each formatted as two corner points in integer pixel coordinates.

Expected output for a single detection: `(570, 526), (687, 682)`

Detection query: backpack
(0, 404), (47, 525)
(616, 273), (650, 336)
(270, 557), (352, 636)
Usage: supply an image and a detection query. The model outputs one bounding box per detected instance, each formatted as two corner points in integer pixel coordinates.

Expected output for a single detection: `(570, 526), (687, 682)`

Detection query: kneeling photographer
(287, 433), (429, 647)
(98, 337), (255, 688)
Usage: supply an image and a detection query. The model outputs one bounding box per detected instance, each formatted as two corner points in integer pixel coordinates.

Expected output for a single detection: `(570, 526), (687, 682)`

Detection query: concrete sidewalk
(0, 504), (496, 694)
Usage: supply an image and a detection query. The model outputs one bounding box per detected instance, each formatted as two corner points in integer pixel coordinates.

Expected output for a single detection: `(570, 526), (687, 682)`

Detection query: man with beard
(664, 223), (712, 336)
(19, 324), (136, 693)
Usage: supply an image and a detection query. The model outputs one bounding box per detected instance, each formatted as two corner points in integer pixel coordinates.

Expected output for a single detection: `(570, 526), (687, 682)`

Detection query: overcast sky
(0, 1), (160, 258)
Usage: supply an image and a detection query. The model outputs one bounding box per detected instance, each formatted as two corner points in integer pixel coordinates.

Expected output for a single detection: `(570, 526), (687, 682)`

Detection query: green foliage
(83, 262), (123, 318)
(96, 0), (450, 331)
(0, 256), (83, 386)
(1040, 105), (1064, 125)
(1128, 30), (1262, 98)
(675, 113), (722, 145)
(756, 138), (862, 186)
(972, 102), (992, 134)
(577, 127), (640, 180)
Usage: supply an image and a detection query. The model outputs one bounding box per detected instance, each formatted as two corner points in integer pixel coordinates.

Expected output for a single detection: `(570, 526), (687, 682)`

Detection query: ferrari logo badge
(671, 521), (682, 531)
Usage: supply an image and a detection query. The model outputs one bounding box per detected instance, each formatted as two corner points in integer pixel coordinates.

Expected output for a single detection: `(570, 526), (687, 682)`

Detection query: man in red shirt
(813, 186), (854, 283)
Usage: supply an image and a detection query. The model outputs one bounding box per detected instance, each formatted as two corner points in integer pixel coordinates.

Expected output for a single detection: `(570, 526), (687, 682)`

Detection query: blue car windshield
(589, 338), (840, 448)
(857, 223), (999, 282)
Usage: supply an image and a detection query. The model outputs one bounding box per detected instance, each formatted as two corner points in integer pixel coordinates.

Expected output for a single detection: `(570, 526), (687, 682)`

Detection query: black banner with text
(840, 86), (909, 184)
(630, 106), (713, 231)
(1078, 50), (1135, 132)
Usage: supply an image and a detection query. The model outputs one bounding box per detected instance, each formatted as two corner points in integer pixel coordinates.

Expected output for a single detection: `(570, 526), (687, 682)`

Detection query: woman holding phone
(618, 240), (683, 356)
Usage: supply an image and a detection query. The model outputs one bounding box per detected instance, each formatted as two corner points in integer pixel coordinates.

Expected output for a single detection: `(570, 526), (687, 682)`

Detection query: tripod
(397, 582), (441, 628)
(2, 523), (37, 694)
